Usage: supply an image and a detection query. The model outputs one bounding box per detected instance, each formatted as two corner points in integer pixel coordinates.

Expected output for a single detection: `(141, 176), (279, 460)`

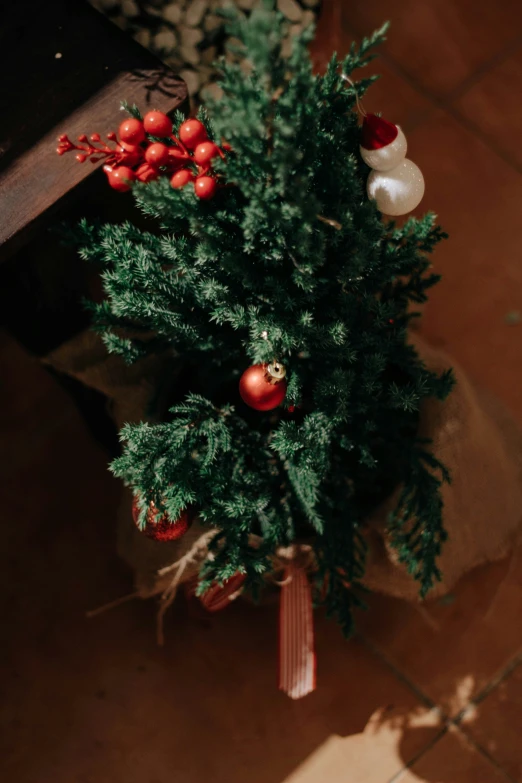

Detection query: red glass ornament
(179, 119), (208, 150)
(143, 110), (172, 138)
(239, 363), (287, 411)
(171, 168), (194, 188)
(194, 175), (217, 200)
(119, 118), (146, 145)
(132, 496), (190, 542)
(135, 162), (160, 182)
(145, 142), (170, 167)
(361, 113), (398, 150)
(193, 141), (221, 166)
(104, 165), (136, 192)
(199, 573), (247, 612)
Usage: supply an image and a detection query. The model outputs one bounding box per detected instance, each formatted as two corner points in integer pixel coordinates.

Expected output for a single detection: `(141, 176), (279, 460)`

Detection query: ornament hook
(340, 73), (367, 118)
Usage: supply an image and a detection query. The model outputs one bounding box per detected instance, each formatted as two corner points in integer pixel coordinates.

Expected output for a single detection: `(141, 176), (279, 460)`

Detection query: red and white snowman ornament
(359, 113), (425, 216)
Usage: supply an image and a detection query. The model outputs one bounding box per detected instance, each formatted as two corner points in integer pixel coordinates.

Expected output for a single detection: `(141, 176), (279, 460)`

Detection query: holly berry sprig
(56, 110), (224, 200)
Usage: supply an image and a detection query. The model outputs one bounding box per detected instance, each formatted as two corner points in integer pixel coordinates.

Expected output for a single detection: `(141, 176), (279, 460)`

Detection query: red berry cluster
(56, 111), (223, 200)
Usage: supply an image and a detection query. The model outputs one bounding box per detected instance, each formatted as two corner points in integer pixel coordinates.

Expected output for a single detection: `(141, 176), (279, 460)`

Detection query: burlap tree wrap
(45, 330), (522, 603)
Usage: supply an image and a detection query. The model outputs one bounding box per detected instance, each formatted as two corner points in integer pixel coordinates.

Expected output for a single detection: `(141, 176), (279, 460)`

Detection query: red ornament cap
(361, 113), (398, 150)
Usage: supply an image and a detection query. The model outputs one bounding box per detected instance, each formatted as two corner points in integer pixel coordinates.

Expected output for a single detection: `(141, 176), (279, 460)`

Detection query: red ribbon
(278, 563), (316, 699)
(191, 559), (317, 699)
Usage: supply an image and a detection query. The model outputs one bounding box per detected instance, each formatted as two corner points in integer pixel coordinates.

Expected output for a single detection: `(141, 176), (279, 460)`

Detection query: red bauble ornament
(171, 168), (194, 188)
(119, 118), (146, 145)
(135, 162), (160, 182)
(194, 175), (217, 200)
(145, 142), (170, 167)
(179, 119), (208, 150)
(104, 165), (136, 192)
(199, 573), (247, 612)
(193, 141), (221, 166)
(143, 110), (172, 138)
(239, 362), (287, 411)
(361, 113), (398, 150)
(132, 496), (190, 542)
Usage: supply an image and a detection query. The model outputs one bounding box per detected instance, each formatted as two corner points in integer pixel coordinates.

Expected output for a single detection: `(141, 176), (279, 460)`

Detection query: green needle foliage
(74, 1), (454, 634)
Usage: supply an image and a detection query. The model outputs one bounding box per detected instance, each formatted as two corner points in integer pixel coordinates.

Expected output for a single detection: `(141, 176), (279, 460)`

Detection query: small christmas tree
(69, 3), (453, 636)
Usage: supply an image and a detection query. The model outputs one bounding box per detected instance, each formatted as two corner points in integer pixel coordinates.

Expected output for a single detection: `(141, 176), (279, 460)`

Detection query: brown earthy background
(2, 2), (522, 781)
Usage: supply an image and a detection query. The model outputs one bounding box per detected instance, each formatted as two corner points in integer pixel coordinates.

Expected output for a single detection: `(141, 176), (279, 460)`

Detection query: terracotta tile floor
(2, 2), (522, 781)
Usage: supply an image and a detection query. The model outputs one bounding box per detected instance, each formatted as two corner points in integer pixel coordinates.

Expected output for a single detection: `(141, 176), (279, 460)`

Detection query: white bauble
(367, 159), (425, 216)
(360, 126), (407, 171)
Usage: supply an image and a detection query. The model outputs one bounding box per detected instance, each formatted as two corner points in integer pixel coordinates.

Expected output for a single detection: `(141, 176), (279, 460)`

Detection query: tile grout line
(386, 711), (518, 783)
(358, 633), (452, 783)
(375, 46), (522, 177)
(454, 646), (522, 720)
(362, 634), (522, 783)
(452, 727), (519, 783)
(387, 725), (449, 783)
(444, 33), (522, 104)
(441, 104), (522, 177)
(358, 633), (446, 716)
(448, 653), (522, 783)
(375, 30), (522, 109)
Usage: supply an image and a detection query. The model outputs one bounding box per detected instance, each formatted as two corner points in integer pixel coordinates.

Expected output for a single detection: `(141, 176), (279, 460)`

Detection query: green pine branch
(71, 2), (454, 633)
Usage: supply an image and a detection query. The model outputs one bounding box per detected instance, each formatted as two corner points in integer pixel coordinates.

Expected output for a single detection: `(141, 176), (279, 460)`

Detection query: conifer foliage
(74, 2), (454, 633)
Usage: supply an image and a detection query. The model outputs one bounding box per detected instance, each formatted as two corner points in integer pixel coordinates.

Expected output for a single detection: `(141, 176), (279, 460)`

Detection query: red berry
(179, 119), (208, 150)
(194, 176), (217, 200)
(135, 163), (160, 183)
(171, 168), (194, 188)
(143, 111), (172, 138)
(193, 141), (221, 166)
(119, 118), (145, 145)
(145, 142), (170, 166)
(104, 165), (136, 192)
(119, 143), (142, 167)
